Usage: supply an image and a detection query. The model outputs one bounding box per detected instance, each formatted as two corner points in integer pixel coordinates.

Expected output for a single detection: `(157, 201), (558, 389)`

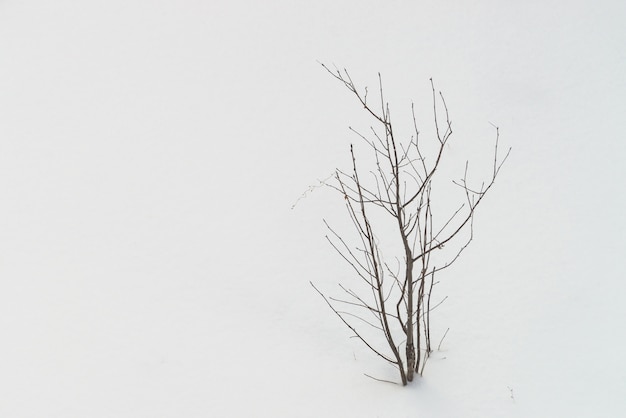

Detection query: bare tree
(311, 64), (510, 386)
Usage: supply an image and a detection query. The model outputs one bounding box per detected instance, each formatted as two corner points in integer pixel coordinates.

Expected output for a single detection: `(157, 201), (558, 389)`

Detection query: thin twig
(364, 373), (399, 385)
(438, 327), (450, 351)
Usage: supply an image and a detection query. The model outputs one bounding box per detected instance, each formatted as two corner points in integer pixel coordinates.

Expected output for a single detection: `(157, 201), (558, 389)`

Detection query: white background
(1, 1), (625, 416)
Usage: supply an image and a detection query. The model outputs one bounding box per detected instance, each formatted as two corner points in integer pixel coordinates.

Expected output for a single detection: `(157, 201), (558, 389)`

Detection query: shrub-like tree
(312, 64), (510, 385)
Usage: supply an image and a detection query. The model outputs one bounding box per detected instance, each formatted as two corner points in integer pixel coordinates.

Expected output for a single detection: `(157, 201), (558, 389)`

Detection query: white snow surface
(1, 1), (625, 417)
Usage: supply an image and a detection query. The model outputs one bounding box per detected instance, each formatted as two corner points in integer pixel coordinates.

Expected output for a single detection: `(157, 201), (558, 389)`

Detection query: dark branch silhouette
(313, 64), (510, 385)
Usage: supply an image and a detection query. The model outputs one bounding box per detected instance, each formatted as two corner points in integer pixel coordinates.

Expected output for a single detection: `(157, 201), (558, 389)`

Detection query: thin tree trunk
(405, 257), (415, 382)
(415, 273), (425, 373)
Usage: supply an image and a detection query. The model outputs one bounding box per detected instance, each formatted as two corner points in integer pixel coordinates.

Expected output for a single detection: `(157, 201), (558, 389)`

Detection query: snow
(1, 0), (625, 416)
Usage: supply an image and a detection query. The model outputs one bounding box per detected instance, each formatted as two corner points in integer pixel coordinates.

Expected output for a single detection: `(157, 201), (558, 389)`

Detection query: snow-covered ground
(1, 1), (625, 416)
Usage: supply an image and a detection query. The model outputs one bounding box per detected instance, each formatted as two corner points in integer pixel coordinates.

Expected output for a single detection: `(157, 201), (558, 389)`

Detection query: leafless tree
(311, 64), (510, 386)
